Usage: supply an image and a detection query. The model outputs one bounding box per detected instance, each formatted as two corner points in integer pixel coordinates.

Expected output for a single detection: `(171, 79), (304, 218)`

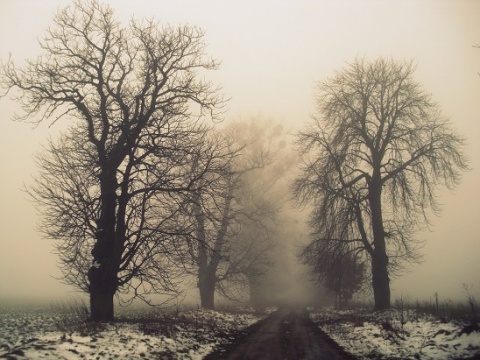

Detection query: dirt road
(205, 308), (357, 360)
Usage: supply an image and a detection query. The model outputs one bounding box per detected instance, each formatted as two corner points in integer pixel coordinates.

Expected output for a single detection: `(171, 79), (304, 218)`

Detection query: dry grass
(394, 287), (479, 326)
(51, 298), (105, 336)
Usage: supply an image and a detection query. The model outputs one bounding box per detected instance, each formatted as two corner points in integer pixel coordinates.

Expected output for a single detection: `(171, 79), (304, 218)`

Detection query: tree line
(0, 0), (468, 320)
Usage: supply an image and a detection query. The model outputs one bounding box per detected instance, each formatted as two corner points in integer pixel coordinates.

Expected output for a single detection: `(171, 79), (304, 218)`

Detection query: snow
(3, 304), (479, 359)
(311, 307), (480, 360)
(0, 304), (265, 359)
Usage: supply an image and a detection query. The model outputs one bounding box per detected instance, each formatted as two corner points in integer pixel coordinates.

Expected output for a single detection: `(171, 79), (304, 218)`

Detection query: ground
(1, 303), (480, 359)
(0, 303), (265, 359)
(311, 307), (480, 360)
(205, 307), (355, 359)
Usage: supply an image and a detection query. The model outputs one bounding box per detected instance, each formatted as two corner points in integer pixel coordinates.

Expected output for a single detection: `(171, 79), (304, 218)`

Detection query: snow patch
(0, 305), (265, 359)
(311, 307), (480, 359)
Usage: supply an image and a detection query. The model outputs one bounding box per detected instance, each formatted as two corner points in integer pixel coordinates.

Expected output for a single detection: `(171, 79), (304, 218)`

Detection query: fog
(0, 0), (479, 305)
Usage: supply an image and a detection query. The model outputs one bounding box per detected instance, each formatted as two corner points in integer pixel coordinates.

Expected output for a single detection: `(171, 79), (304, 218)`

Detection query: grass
(51, 297), (105, 336)
(1, 301), (266, 359)
(316, 287), (480, 341)
(394, 287), (479, 326)
(47, 297), (268, 342)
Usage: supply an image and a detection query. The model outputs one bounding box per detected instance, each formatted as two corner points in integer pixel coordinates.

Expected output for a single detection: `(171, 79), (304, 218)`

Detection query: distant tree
(293, 58), (468, 310)
(1, 0), (223, 321)
(179, 121), (289, 309)
(302, 241), (366, 308)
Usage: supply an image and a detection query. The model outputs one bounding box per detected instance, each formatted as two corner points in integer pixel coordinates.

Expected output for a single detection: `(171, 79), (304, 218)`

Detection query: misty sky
(0, 0), (479, 303)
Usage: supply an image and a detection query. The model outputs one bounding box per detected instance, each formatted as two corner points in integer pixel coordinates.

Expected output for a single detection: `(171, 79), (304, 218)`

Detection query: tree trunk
(194, 183), (233, 311)
(193, 192), (216, 310)
(88, 267), (115, 321)
(371, 251), (390, 311)
(369, 176), (391, 310)
(89, 168), (118, 321)
(198, 272), (216, 310)
(248, 276), (261, 307)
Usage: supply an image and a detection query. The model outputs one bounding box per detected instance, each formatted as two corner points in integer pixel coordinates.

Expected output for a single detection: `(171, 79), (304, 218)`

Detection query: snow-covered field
(311, 307), (480, 360)
(0, 303), (265, 359)
(4, 302), (479, 359)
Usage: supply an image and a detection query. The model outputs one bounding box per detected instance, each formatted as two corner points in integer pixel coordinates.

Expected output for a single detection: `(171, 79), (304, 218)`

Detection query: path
(205, 308), (357, 360)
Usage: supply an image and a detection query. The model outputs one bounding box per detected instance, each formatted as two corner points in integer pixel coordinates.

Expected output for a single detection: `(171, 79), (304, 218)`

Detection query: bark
(88, 168), (119, 321)
(371, 251), (390, 310)
(88, 265), (116, 321)
(369, 176), (391, 310)
(193, 191), (217, 310)
(198, 271), (216, 310)
(197, 233), (216, 309)
(248, 277), (261, 307)
(194, 181), (234, 311)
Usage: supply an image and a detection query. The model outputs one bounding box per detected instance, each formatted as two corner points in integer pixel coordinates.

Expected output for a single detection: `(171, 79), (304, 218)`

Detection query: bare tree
(293, 58), (468, 310)
(179, 121), (287, 309)
(302, 241), (366, 309)
(1, 0), (223, 321)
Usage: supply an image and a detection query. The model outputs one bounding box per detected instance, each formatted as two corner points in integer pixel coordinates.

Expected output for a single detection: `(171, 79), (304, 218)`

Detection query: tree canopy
(294, 58), (468, 310)
(1, 0), (224, 321)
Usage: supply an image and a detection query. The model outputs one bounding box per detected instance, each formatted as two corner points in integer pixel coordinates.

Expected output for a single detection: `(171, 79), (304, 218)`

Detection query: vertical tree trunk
(248, 276), (261, 307)
(193, 190), (217, 310)
(89, 168), (118, 321)
(371, 251), (390, 310)
(198, 271), (216, 310)
(88, 267), (116, 321)
(369, 177), (391, 310)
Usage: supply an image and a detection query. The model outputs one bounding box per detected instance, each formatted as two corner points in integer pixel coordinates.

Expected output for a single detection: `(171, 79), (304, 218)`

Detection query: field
(311, 305), (480, 360)
(0, 301), (266, 359)
(1, 300), (480, 359)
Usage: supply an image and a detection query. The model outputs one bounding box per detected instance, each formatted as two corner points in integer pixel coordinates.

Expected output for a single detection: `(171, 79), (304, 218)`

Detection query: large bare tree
(293, 58), (468, 310)
(1, 0), (223, 321)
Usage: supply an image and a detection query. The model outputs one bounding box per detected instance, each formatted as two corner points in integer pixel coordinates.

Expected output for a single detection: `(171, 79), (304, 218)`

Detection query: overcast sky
(0, 0), (479, 303)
